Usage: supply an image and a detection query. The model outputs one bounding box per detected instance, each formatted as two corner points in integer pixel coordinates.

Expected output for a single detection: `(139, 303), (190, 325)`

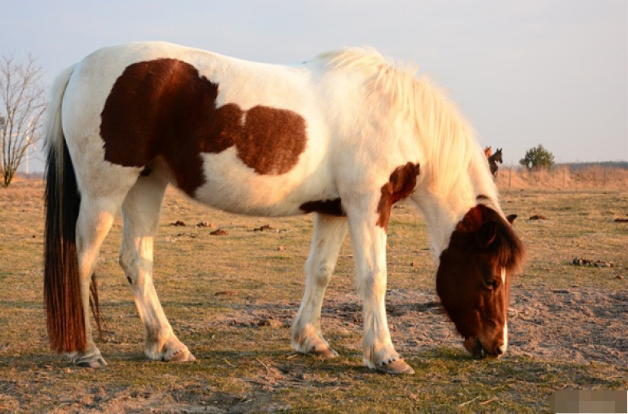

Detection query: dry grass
(495, 166), (628, 191)
(0, 175), (626, 413)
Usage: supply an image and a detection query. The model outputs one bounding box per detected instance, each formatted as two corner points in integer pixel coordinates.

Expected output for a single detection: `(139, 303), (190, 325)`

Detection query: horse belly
(193, 148), (334, 217)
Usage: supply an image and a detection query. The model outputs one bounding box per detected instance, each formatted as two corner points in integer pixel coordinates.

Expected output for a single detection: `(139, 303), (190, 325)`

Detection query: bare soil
(205, 285), (628, 368)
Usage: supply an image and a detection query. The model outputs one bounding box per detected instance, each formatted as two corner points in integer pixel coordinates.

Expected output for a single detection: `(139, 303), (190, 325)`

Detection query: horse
(484, 146), (492, 158)
(488, 148), (503, 178)
(44, 42), (525, 375)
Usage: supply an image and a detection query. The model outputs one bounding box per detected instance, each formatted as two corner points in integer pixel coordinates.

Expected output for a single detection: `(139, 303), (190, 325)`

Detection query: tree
(0, 53), (47, 187)
(519, 144), (555, 171)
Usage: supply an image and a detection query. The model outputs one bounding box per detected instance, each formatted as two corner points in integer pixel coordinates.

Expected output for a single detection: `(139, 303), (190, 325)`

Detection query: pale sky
(2, 0), (627, 171)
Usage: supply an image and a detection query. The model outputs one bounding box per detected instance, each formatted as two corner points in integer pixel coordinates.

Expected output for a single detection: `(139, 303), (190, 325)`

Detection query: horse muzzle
(463, 337), (506, 359)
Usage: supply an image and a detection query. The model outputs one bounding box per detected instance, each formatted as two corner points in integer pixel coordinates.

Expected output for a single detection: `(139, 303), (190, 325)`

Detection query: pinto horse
(44, 42), (524, 374)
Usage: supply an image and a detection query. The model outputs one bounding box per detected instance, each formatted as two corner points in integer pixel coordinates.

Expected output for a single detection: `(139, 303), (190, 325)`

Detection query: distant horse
(44, 42), (525, 375)
(484, 146), (492, 158)
(488, 148), (503, 178)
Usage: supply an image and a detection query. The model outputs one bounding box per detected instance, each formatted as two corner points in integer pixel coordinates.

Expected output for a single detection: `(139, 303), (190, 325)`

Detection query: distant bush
(520, 145), (555, 171)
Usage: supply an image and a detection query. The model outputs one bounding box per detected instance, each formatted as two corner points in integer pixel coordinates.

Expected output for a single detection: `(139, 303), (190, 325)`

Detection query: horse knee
(118, 249), (134, 275)
(119, 249), (144, 281)
(357, 268), (387, 298)
(308, 262), (335, 287)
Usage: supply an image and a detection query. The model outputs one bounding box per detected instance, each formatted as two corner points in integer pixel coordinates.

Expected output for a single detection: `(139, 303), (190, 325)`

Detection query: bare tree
(0, 53), (47, 187)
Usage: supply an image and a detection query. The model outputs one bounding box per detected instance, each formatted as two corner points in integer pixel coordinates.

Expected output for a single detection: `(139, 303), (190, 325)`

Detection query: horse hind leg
(292, 214), (348, 358)
(72, 197), (120, 367)
(119, 173), (195, 362)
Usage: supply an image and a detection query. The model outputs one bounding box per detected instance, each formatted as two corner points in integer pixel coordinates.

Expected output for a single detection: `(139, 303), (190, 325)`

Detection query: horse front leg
(120, 175), (195, 362)
(346, 200), (415, 375)
(292, 214), (348, 358)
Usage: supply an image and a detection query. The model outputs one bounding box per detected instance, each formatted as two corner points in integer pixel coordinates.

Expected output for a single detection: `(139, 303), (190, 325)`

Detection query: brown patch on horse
(300, 198), (344, 216)
(237, 106), (307, 175)
(100, 59), (307, 196)
(376, 162), (420, 231)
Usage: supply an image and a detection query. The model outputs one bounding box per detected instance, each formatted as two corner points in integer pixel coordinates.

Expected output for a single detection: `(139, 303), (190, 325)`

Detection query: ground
(0, 176), (626, 413)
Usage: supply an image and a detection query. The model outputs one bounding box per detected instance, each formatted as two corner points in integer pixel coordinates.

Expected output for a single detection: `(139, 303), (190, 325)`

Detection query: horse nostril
(495, 342), (508, 357)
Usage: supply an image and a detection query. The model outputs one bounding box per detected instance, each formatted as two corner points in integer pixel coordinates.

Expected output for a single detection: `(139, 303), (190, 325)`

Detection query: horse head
(436, 203), (524, 358)
(493, 148), (503, 164)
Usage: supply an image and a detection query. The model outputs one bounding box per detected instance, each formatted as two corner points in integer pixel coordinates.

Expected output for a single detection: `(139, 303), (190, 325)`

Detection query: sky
(2, 0), (627, 172)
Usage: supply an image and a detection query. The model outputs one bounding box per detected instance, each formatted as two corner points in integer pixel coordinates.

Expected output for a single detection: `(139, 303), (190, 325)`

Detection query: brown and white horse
(44, 42), (525, 374)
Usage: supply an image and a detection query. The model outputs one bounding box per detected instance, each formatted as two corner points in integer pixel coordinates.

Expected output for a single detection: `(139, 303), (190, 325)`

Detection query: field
(0, 172), (626, 413)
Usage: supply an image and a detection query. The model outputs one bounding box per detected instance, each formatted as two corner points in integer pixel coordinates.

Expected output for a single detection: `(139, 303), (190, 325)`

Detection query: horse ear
(506, 214), (518, 224)
(476, 220), (497, 248)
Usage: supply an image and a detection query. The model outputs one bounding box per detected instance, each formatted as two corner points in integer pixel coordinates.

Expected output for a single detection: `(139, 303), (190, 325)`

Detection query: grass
(0, 177), (626, 413)
(501, 190), (627, 288)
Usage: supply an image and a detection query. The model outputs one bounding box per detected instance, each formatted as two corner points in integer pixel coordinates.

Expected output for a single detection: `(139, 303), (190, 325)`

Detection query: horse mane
(322, 48), (496, 203)
(322, 48), (420, 112)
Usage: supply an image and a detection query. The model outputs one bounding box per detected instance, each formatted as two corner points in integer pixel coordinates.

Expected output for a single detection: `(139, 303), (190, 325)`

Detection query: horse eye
(483, 277), (498, 289)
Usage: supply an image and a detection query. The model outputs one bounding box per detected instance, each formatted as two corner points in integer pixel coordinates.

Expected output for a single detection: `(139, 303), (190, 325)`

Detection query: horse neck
(401, 79), (502, 255)
(411, 150), (501, 256)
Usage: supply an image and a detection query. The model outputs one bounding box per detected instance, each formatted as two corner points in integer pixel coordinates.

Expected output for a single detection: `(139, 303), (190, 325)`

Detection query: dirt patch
(88, 391), (290, 414)
(207, 286), (628, 367)
(508, 288), (627, 366)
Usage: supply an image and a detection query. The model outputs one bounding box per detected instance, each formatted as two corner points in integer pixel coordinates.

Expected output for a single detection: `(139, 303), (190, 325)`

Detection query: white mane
(322, 48), (498, 208)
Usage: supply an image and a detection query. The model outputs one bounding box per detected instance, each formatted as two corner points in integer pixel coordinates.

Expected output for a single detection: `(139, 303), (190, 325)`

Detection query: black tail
(44, 139), (86, 353)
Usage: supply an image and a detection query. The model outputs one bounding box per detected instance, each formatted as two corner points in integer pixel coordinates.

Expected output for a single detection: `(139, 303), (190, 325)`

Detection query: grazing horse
(44, 42), (525, 375)
(488, 148), (503, 178)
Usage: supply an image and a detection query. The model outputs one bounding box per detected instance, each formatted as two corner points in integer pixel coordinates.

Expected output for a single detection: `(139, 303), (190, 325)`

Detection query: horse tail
(43, 65), (88, 353)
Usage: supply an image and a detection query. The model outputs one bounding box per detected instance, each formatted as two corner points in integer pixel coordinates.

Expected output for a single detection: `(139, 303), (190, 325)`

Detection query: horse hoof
(376, 358), (414, 375)
(166, 349), (196, 362)
(310, 347), (339, 359)
(76, 357), (107, 368)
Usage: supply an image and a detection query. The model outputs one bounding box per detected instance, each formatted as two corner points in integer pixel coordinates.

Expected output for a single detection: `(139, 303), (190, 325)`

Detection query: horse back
(62, 42), (337, 216)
